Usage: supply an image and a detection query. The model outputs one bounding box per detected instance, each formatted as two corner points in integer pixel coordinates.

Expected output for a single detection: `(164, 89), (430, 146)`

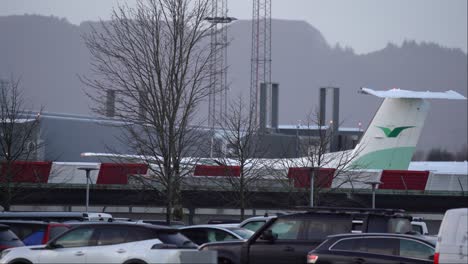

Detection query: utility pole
(78, 167), (98, 212)
(365, 181), (383, 208)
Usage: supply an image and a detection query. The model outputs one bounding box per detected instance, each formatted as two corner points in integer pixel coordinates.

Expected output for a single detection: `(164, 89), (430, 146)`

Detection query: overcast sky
(2, 0), (466, 54)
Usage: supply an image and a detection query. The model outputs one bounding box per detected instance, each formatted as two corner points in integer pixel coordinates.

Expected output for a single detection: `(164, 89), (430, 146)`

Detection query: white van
(435, 208), (468, 264)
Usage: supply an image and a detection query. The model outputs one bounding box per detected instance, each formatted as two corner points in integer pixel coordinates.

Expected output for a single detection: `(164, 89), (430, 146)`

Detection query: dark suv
(0, 220), (70, 246)
(200, 207), (413, 264)
(307, 233), (436, 264)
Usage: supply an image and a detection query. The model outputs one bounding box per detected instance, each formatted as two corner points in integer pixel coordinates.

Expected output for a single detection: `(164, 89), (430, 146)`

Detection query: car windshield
(227, 228), (254, 239)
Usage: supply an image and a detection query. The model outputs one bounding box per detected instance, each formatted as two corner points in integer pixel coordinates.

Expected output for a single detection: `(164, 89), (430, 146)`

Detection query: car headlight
(0, 249), (11, 260)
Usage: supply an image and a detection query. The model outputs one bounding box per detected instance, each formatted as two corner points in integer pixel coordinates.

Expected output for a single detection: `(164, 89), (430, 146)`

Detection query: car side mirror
(46, 242), (57, 249)
(260, 230), (276, 242)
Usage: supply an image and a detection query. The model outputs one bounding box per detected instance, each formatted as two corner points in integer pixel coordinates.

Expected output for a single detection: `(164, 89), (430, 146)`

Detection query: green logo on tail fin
(377, 126), (414, 138)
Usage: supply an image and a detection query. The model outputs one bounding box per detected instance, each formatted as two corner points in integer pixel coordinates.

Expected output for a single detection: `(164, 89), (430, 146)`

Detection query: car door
(38, 226), (94, 264)
(84, 226), (132, 263)
(248, 218), (308, 264)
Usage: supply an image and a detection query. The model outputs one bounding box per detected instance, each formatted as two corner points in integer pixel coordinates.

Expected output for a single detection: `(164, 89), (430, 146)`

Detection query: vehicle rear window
(0, 230), (18, 241)
(158, 232), (197, 248)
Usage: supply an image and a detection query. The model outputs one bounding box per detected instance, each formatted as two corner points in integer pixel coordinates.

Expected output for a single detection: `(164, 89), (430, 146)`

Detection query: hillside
(0, 15), (466, 152)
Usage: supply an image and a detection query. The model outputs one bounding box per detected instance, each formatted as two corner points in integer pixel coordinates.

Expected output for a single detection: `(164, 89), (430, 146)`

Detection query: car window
(54, 227), (94, 248)
(180, 229), (207, 245)
(0, 229), (19, 241)
(126, 227), (156, 242)
(331, 238), (355, 251)
(50, 226), (70, 241)
(23, 230), (45, 245)
(96, 227), (129, 246)
(359, 238), (399, 256)
(332, 237), (399, 256)
(242, 221), (266, 232)
(207, 229), (236, 242)
(8, 224), (45, 241)
(411, 224), (423, 234)
(158, 231), (196, 248)
(399, 239), (434, 260)
(229, 228), (254, 239)
(265, 219), (303, 240)
(305, 218), (351, 240)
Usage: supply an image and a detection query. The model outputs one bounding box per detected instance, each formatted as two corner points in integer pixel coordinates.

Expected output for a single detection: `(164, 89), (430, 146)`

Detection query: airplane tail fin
(351, 88), (466, 170)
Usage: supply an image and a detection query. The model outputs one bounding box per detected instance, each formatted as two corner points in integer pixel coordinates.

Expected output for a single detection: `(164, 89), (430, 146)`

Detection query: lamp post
(296, 120), (302, 157)
(365, 181), (383, 209)
(78, 167), (98, 213)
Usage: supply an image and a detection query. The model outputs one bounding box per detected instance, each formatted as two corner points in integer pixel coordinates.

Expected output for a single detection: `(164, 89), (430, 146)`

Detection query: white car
(0, 222), (216, 264)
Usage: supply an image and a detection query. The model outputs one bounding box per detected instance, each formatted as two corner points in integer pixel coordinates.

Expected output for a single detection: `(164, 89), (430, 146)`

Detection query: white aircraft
(82, 87), (467, 173)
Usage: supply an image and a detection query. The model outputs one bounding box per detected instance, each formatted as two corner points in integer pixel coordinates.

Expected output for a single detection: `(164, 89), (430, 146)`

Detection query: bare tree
(0, 78), (43, 211)
(206, 96), (270, 220)
(82, 0), (220, 223)
(272, 110), (364, 207)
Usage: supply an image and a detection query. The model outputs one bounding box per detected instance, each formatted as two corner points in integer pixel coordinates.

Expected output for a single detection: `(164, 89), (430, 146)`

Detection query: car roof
(0, 219), (63, 225)
(240, 216), (276, 223)
(67, 222), (179, 232)
(326, 233), (436, 245)
(281, 207), (411, 219)
(181, 224), (237, 229)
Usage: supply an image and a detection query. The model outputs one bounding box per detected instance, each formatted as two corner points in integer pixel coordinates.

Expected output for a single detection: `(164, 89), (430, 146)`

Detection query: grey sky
(1, 0), (466, 54)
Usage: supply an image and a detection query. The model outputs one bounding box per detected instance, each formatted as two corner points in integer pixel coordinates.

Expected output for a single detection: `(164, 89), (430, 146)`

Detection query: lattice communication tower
(250, 0), (272, 122)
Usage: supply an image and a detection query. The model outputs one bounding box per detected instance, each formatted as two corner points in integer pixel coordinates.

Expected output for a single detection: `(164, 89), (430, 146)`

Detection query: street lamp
(78, 167), (98, 213)
(365, 181), (383, 209)
(296, 120), (302, 157)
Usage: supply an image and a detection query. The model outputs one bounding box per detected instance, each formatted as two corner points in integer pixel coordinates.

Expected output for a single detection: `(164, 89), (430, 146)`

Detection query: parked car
(434, 208), (468, 264)
(180, 225), (254, 245)
(200, 207), (413, 264)
(0, 222), (216, 264)
(0, 225), (24, 252)
(0, 220), (70, 246)
(307, 233), (435, 264)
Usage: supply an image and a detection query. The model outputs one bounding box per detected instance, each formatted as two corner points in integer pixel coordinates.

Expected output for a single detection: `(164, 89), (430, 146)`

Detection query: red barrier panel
(380, 170), (429, 190)
(96, 163), (148, 184)
(193, 165), (240, 177)
(287, 168), (335, 188)
(0, 161), (52, 183)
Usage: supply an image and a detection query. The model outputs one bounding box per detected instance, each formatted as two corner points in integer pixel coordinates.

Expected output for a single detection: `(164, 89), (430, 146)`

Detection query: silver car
(180, 225), (254, 245)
